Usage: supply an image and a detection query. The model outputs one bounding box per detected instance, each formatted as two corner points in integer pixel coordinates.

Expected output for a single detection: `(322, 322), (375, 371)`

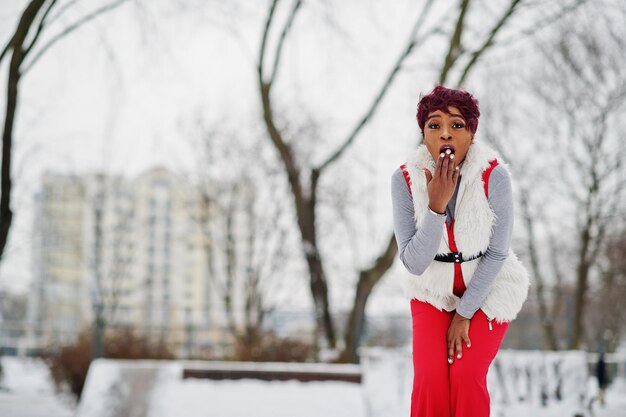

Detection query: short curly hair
(416, 85), (480, 136)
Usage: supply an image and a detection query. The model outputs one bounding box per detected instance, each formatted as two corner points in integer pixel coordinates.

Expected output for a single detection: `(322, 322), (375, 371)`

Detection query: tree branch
(23, 0), (59, 59)
(341, 233), (398, 362)
(440, 0), (471, 85)
(496, 0), (588, 48)
(316, 0), (437, 173)
(22, 0), (130, 74)
(258, 0), (306, 207)
(258, 0), (280, 83)
(270, 0), (303, 86)
(46, 0), (83, 27)
(456, 0), (523, 86)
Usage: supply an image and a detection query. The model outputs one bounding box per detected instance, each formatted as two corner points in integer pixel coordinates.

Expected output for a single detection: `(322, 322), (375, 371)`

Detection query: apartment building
(27, 174), (87, 348)
(26, 167), (235, 357)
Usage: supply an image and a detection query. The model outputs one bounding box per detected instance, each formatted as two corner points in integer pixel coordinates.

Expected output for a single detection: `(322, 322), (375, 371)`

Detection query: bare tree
(532, 14), (626, 350)
(480, 96), (562, 350)
(587, 232), (626, 353)
(192, 123), (295, 352)
(482, 2), (626, 350)
(254, 0), (553, 360)
(0, 0), (131, 263)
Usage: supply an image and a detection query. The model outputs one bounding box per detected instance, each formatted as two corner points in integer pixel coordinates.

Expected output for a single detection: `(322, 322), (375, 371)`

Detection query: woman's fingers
(447, 336), (462, 362)
(428, 152), (457, 212)
(448, 335), (469, 362)
(432, 152), (458, 182)
(455, 340), (463, 359)
(456, 333), (472, 359)
(447, 155), (456, 180)
(463, 334), (471, 349)
(440, 152), (458, 181)
(447, 316), (471, 364)
(441, 153), (450, 179)
(451, 161), (459, 183)
(435, 152), (444, 177)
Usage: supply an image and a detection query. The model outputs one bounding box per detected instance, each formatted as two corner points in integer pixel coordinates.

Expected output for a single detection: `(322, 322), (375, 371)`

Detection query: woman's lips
(439, 145), (455, 155)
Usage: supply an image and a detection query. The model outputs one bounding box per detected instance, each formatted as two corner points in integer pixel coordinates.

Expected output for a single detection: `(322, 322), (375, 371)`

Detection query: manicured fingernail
(467, 343), (471, 348)
(440, 153), (445, 158)
(450, 154), (455, 160)
(455, 167), (459, 170)
(457, 353), (461, 359)
(448, 358), (453, 364)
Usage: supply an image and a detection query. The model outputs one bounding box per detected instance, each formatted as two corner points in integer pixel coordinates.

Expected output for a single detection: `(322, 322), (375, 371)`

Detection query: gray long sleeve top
(391, 164), (514, 319)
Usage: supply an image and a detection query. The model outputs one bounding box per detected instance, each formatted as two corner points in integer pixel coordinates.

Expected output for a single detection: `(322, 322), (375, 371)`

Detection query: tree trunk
(259, 82), (336, 348)
(0, 0), (47, 260)
(341, 235), (397, 363)
(298, 191), (336, 349)
(520, 193), (560, 350)
(570, 224), (592, 349)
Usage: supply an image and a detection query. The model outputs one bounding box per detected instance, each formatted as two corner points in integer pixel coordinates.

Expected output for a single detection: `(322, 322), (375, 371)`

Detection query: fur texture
(401, 142), (529, 322)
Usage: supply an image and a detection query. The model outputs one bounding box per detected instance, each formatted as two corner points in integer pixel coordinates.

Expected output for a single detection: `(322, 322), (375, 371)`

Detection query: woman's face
(423, 106), (473, 164)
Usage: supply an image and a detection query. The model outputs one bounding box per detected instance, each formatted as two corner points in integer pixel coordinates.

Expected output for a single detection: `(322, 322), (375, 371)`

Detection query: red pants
(410, 299), (509, 417)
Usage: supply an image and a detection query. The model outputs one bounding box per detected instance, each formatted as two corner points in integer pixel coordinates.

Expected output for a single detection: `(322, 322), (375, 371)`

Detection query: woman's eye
(453, 122), (465, 128)
(428, 123), (439, 129)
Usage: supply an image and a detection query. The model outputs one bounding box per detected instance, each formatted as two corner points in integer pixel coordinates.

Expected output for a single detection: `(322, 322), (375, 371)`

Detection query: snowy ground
(1, 351), (625, 417)
(595, 383), (626, 417)
(0, 356), (75, 417)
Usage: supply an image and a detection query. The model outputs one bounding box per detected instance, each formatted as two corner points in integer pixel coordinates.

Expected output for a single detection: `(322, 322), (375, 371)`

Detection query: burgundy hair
(416, 85), (480, 136)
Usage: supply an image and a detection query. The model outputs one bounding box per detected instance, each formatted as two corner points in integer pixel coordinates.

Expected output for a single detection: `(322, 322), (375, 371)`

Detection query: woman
(391, 85), (529, 417)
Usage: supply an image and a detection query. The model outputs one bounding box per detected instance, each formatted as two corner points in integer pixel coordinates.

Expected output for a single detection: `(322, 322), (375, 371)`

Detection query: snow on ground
(0, 393), (74, 417)
(1, 350), (626, 417)
(76, 360), (366, 417)
(597, 379), (626, 417)
(152, 367), (365, 417)
(0, 356), (75, 417)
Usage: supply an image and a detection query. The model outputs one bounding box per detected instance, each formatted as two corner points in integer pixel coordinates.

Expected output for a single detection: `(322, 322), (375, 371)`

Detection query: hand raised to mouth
(423, 150), (459, 214)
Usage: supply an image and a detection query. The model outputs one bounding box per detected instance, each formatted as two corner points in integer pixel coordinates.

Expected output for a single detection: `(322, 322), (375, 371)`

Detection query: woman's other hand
(423, 151), (459, 214)
(447, 312), (471, 364)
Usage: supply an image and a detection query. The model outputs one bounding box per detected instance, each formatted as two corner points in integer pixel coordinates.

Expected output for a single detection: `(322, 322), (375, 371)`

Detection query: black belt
(434, 251), (483, 264)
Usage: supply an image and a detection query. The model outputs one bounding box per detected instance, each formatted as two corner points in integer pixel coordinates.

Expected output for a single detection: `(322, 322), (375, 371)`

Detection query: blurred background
(0, 0), (625, 416)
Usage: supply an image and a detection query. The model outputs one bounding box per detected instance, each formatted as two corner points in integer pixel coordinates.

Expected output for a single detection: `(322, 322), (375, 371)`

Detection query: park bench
(182, 361), (362, 384)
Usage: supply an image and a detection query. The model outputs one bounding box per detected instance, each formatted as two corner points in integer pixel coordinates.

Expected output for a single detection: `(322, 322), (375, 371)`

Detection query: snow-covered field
(0, 356), (74, 417)
(1, 350), (625, 417)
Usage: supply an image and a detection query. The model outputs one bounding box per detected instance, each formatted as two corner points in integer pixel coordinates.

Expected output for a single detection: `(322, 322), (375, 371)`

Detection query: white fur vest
(401, 142), (529, 322)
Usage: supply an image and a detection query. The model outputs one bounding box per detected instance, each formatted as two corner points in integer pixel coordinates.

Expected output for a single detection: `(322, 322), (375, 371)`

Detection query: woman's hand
(447, 312), (471, 364)
(423, 152), (459, 213)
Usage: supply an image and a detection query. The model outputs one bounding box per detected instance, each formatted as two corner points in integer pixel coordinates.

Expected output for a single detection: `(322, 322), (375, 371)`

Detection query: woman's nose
(440, 129), (452, 140)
